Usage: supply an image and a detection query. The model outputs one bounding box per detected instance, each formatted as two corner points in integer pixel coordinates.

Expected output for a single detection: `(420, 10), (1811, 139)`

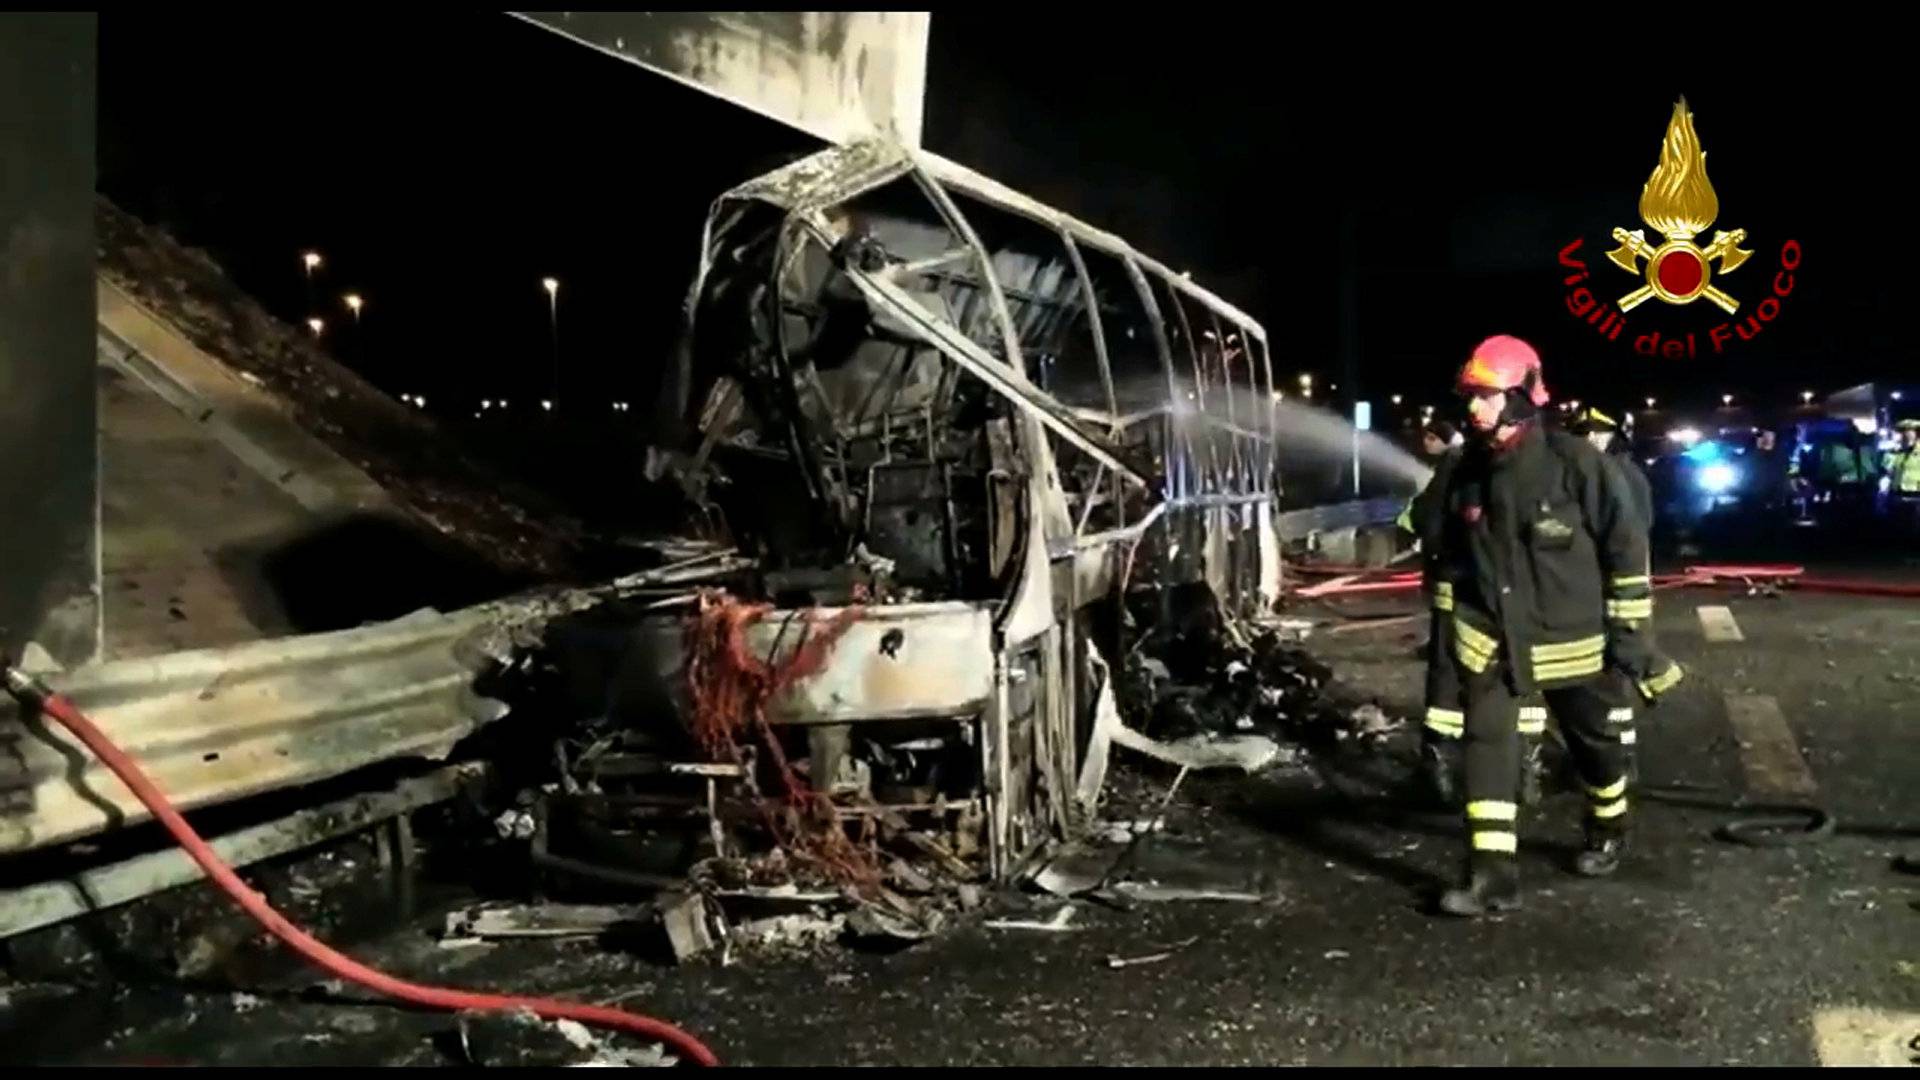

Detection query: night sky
(98, 14), (1915, 426)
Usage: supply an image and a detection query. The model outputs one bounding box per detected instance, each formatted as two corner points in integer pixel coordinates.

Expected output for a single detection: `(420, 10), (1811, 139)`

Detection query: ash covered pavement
(8, 560), (1919, 1067)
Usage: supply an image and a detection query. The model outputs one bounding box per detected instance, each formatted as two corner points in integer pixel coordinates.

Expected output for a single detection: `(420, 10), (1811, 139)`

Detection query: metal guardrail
(0, 607), (509, 855)
(1274, 497), (1405, 541)
(0, 763), (483, 941)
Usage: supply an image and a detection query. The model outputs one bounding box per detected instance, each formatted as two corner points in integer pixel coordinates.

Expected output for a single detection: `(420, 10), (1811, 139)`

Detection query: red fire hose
(0, 666), (721, 1068)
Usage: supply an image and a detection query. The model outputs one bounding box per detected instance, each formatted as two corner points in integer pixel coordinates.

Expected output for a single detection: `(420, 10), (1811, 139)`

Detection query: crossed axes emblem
(1606, 225), (1754, 315)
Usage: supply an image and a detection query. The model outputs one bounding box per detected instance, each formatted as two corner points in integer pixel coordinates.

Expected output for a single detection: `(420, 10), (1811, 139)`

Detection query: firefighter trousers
(1519, 679), (1640, 772)
(1461, 668), (1633, 860)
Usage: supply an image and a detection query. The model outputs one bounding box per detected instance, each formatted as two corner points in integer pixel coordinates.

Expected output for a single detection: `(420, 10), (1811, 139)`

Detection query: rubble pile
(1120, 587), (1343, 749)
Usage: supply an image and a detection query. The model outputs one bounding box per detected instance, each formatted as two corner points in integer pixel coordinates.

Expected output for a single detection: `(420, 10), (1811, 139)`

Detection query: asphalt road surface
(6, 549), (1920, 1066)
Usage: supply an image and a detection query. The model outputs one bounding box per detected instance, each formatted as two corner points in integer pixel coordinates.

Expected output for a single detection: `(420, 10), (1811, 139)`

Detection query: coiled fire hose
(0, 663), (721, 1067)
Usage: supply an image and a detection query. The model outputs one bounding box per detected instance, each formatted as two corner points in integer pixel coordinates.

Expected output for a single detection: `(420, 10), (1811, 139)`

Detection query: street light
(301, 252), (323, 315)
(1298, 373), (1313, 390)
(1722, 393), (1734, 406)
(343, 293), (364, 323)
(1390, 394), (1403, 406)
(1801, 390), (1815, 403)
(1894, 391), (1906, 402)
(1645, 397), (1657, 408)
(306, 317), (324, 336)
(542, 277), (561, 409)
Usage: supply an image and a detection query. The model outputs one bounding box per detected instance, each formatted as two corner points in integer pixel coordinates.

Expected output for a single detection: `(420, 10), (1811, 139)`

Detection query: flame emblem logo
(1606, 99), (1754, 314)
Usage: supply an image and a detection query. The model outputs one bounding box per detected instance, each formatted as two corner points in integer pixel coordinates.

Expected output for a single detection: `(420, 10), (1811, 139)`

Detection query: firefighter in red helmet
(1425, 335), (1682, 916)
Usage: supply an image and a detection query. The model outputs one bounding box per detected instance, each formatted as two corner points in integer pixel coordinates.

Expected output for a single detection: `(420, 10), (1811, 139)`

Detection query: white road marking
(1697, 604), (1745, 643)
(1724, 694), (1818, 798)
(1811, 1006), (1920, 1066)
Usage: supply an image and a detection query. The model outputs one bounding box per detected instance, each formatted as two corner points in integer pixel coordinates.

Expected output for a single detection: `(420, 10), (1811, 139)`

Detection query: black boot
(1418, 741), (1463, 810)
(1573, 823), (1628, 878)
(1438, 857), (1521, 917)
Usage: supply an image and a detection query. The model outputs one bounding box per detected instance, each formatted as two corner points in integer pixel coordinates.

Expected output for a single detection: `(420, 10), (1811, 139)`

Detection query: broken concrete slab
(1106, 935), (1198, 968)
(442, 904), (645, 941)
(886, 858), (937, 894)
(1110, 725), (1287, 773)
(845, 903), (943, 945)
(709, 884), (844, 905)
(984, 905), (1081, 932)
(729, 913), (847, 951)
(1029, 843), (1117, 899)
(659, 892), (720, 964)
(455, 1008), (674, 1068)
(1104, 882), (1266, 903)
(1090, 819), (1168, 844)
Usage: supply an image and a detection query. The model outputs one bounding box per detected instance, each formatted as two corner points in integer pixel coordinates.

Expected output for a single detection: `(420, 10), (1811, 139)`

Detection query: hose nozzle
(2, 663), (47, 706)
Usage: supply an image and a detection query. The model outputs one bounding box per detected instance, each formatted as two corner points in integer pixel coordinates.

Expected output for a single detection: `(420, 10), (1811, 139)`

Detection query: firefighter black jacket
(1419, 424), (1677, 705)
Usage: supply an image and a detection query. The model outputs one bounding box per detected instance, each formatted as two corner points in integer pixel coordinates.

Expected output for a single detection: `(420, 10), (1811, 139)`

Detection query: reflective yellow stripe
(1467, 800), (1517, 822)
(1587, 776), (1628, 801)
(1619, 729), (1638, 745)
(1472, 831), (1518, 853)
(1607, 599), (1654, 620)
(1433, 582), (1454, 612)
(1531, 636), (1606, 662)
(1637, 663), (1684, 698)
(1517, 719), (1546, 735)
(1518, 706), (1548, 721)
(1454, 638), (1496, 673)
(1452, 616), (1499, 674)
(1453, 617), (1499, 655)
(1535, 655), (1605, 681)
(1451, 630), (1497, 657)
(1610, 574), (1651, 589)
(1424, 708), (1464, 737)
(1590, 797), (1629, 820)
(1606, 708), (1635, 722)
(1396, 502), (1415, 533)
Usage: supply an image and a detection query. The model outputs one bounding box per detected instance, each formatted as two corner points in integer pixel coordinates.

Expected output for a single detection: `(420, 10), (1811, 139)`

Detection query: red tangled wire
(683, 589), (882, 892)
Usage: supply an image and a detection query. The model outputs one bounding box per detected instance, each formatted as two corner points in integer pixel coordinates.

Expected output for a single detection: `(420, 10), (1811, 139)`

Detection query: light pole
(542, 277), (560, 410)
